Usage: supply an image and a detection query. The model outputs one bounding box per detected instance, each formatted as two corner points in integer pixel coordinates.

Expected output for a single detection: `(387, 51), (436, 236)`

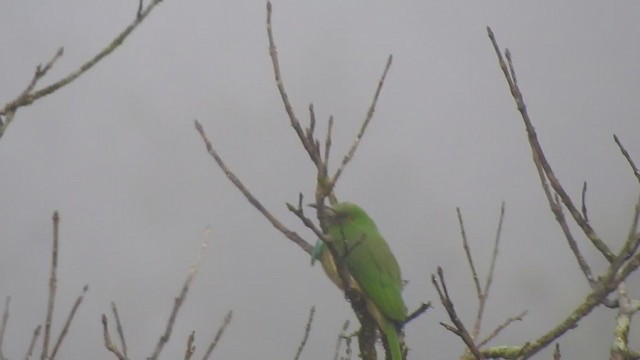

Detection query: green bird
(311, 202), (407, 360)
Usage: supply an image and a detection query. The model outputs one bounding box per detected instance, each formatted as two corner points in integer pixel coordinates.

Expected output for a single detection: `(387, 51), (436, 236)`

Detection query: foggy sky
(1, 1), (639, 359)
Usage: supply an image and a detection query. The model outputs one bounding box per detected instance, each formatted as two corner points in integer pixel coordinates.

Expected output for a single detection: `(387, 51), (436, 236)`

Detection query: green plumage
(312, 202), (407, 360)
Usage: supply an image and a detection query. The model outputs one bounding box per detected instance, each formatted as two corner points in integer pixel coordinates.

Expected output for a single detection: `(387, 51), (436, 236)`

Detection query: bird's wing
(346, 229), (407, 322)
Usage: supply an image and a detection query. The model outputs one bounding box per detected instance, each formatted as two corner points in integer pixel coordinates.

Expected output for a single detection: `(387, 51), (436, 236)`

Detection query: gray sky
(1, 0), (639, 359)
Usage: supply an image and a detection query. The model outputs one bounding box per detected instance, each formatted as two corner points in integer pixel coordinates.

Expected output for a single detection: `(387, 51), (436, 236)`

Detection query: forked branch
(487, 26), (614, 263)
(0, 0), (167, 141)
(194, 120), (313, 254)
(432, 267), (484, 360)
(471, 27), (640, 359)
(147, 228), (211, 360)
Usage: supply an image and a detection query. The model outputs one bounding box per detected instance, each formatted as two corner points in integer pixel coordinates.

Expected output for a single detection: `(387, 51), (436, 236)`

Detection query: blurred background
(1, 0), (639, 358)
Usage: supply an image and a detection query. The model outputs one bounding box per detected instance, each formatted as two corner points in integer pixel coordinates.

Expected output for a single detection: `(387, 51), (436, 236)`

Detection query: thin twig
(333, 320), (350, 360)
(24, 325), (42, 360)
(404, 302), (432, 325)
(293, 306), (315, 360)
(553, 343), (561, 360)
(556, 182), (596, 285)
(0, 0), (166, 140)
(477, 310), (527, 347)
(111, 302), (128, 357)
(0, 48), (63, 139)
(265, 0), (339, 212)
(487, 26), (614, 263)
(472, 202), (507, 340)
(41, 211), (60, 360)
(50, 285), (89, 360)
(287, 199), (330, 246)
(201, 310), (233, 360)
(184, 331), (195, 360)
(195, 120), (313, 254)
(488, 28), (599, 288)
(343, 328), (356, 360)
(620, 194), (640, 263)
(0, 296), (9, 358)
(102, 314), (128, 360)
(614, 134), (640, 184)
(456, 208), (482, 306)
(266, 1), (322, 167)
(328, 55), (393, 193)
(137, 0), (144, 18)
(580, 182), (589, 222)
(148, 227), (211, 360)
(484, 28), (640, 358)
(307, 104), (317, 142)
(432, 267), (484, 359)
(324, 116), (334, 169)
(485, 202), (505, 295)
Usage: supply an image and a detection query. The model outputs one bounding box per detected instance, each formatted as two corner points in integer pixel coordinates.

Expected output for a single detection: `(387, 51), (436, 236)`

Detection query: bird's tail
(380, 319), (404, 360)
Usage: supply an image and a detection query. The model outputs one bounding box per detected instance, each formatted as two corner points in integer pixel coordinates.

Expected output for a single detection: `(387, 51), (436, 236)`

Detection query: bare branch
(41, 211), (60, 360)
(432, 267), (484, 359)
(287, 197), (327, 242)
(324, 116), (334, 169)
(614, 134), (640, 184)
(333, 320), (350, 360)
(266, 1), (322, 167)
(477, 310), (527, 347)
(137, 0), (144, 18)
(404, 302), (432, 326)
(293, 306), (315, 360)
(483, 202), (505, 300)
(102, 315), (128, 360)
(456, 208), (482, 301)
(510, 250), (640, 359)
(619, 194), (640, 264)
(111, 302), (128, 358)
(0, 48), (63, 139)
(24, 325), (42, 360)
(553, 343), (561, 360)
(0, 0), (166, 140)
(50, 285), (89, 360)
(487, 26), (615, 263)
(260, 4), (393, 359)
(469, 203), (507, 341)
(488, 28), (602, 292)
(184, 331), (195, 360)
(554, 193), (596, 285)
(328, 55), (393, 193)
(201, 310), (233, 360)
(0, 296), (9, 359)
(307, 104), (317, 142)
(148, 227), (210, 360)
(456, 202), (507, 344)
(580, 182), (589, 222)
(195, 120), (313, 254)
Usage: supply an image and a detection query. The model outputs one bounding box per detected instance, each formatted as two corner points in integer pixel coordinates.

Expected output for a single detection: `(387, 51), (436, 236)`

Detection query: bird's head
(309, 202), (370, 226)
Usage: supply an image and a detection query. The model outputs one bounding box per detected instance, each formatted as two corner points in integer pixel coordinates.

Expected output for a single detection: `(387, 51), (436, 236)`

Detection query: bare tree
(1, 2), (638, 360)
(195, 6), (640, 360)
